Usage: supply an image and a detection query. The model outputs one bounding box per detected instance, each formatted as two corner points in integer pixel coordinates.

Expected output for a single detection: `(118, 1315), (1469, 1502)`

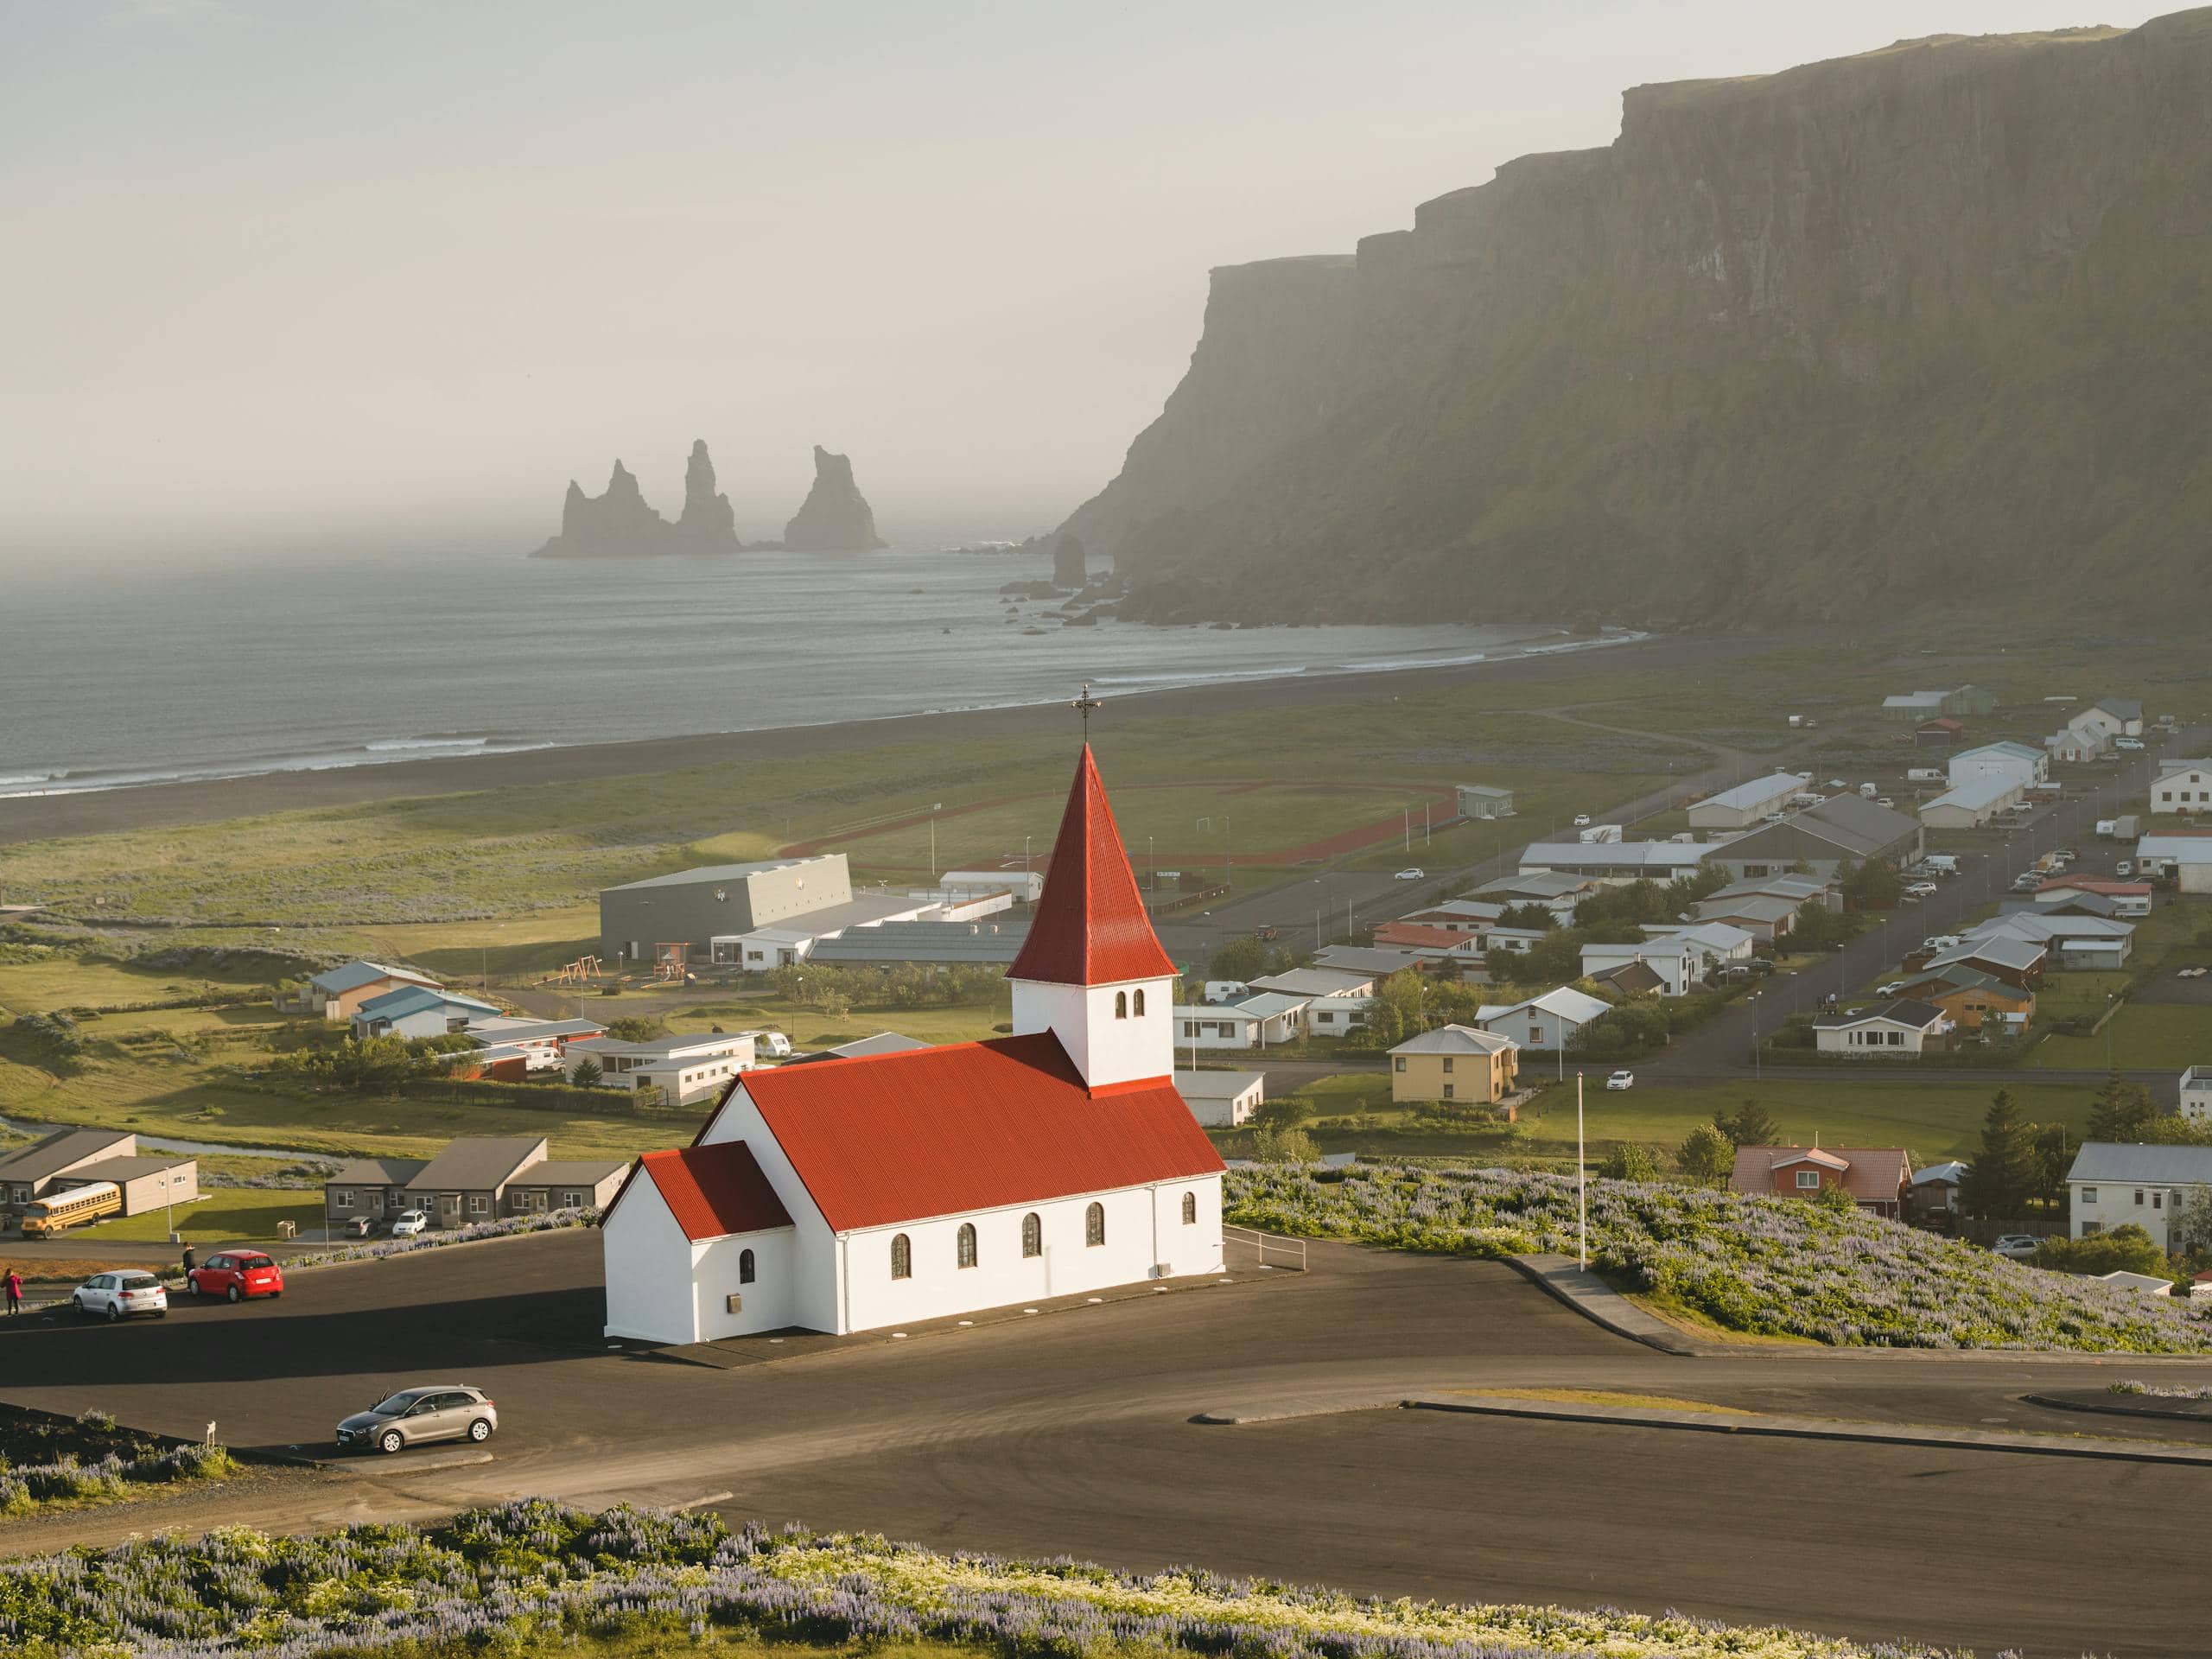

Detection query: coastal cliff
(1064, 12), (2212, 626)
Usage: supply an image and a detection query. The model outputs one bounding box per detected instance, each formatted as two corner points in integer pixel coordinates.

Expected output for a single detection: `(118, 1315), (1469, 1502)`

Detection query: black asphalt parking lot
(5, 1227), (2209, 1657)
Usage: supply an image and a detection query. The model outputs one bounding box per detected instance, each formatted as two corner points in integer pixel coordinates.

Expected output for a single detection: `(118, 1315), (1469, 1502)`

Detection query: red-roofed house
(601, 746), (1226, 1345)
(1729, 1145), (1915, 1217)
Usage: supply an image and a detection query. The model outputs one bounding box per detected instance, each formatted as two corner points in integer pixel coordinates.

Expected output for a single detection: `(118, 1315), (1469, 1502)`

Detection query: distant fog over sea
(1, 544), (1598, 798)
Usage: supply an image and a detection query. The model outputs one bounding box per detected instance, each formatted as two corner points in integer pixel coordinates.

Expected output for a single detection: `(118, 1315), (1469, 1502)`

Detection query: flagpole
(1577, 1070), (1587, 1271)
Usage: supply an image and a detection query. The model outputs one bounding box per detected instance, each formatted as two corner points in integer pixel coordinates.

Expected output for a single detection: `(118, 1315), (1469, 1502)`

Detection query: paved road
(6, 1228), (2212, 1656)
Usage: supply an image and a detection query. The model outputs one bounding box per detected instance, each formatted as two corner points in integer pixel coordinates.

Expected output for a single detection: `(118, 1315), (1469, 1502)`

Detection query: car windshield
(372, 1391), (423, 1414)
(118, 1273), (159, 1289)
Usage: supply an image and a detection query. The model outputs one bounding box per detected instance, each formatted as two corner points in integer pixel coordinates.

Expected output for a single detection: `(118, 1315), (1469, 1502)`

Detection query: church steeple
(1006, 745), (1176, 987)
(1007, 744), (1177, 1089)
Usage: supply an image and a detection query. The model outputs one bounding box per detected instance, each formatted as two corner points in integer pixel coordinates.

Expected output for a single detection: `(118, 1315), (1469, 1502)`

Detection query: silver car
(73, 1270), (168, 1321)
(335, 1385), (498, 1454)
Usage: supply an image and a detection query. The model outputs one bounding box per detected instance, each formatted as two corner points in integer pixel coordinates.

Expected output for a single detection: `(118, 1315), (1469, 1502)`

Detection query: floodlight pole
(1577, 1071), (1587, 1271)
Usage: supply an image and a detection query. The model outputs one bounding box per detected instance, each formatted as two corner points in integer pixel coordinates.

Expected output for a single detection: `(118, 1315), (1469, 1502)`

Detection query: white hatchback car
(390, 1211), (430, 1237)
(73, 1270), (168, 1322)
(1605, 1071), (1635, 1091)
(1395, 868), (1425, 881)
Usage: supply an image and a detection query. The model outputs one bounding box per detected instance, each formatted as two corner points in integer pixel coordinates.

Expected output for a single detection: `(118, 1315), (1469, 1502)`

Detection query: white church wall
(602, 1179), (700, 1344)
(840, 1180), (1211, 1332)
(696, 1081), (842, 1332)
(1011, 975), (1175, 1088)
(692, 1228), (798, 1338)
(1148, 1173), (1226, 1277)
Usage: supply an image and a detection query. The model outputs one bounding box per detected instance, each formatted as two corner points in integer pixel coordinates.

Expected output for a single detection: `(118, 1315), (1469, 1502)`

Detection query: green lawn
(72, 1186), (323, 1244)
(2031, 1003), (2212, 1071)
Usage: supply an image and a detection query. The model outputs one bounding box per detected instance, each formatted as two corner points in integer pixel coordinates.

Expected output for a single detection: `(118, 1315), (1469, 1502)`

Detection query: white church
(600, 745), (1227, 1343)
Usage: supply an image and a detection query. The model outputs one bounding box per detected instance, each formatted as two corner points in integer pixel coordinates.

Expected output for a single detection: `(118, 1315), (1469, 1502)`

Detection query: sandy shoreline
(0, 631), (1781, 846)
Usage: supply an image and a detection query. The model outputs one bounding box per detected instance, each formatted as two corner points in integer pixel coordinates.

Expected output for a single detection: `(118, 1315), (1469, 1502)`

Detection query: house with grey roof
(1686, 772), (1810, 830)
(1453, 784), (1516, 820)
(0, 1128), (138, 1211)
(1813, 1000), (1954, 1056)
(324, 1156), (430, 1226)
(350, 984), (503, 1041)
(1950, 741), (2049, 790)
(804, 918), (1027, 967)
(1174, 1069), (1265, 1128)
(1701, 794), (1922, 883)
(2068, 1141), (2212, 1252)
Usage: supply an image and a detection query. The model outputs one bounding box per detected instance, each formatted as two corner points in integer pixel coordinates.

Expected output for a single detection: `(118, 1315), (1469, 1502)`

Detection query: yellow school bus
(21, 1181), (122, 1236)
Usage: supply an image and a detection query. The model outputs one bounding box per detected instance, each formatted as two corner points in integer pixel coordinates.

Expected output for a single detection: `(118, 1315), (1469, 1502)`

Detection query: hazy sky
(2, 0), (2151, 558)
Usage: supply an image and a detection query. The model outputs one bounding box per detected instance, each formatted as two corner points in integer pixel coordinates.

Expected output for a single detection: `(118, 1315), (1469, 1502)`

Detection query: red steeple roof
(1006, 745), (1177, 987)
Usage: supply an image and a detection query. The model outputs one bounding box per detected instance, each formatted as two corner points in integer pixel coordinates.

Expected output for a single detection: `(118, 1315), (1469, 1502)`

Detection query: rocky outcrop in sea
(531, 442), (743, 558)
(783, 446), (887, 551)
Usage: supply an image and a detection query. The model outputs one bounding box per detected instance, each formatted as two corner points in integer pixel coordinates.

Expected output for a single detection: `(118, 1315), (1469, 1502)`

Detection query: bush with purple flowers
(1226, 1163), (2212, 1353)
(0, 1503), (1973, 1659)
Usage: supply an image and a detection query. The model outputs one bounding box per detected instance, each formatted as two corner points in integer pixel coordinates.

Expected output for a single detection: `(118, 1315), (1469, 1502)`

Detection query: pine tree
(1963, 1089), (2033, 1219)
(2087, 1072), (2157, 1142)
(1719, 1098), (1780, 1147)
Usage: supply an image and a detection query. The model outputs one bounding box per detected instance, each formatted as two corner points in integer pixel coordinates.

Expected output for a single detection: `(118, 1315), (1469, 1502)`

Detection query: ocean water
(0, 543), (1606, 796)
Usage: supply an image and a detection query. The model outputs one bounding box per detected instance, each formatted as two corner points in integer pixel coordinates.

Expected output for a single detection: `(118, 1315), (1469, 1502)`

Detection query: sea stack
(783, 445), (887, 551)
(673, 439), (741, 553)
(1052, 531), (1087, 588)
(532, 460), (671, 558)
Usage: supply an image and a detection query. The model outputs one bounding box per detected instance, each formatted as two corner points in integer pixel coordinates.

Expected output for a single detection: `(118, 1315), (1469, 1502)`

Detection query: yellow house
(1389, 1026), (1520, 1104)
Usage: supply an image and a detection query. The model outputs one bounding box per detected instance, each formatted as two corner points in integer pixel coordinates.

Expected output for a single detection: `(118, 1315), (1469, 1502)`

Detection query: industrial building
(1686, 772), (1808, 830)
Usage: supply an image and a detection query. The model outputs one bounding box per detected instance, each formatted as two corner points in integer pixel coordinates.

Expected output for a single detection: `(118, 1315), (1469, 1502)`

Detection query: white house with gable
(601, 746), (1225, 1344)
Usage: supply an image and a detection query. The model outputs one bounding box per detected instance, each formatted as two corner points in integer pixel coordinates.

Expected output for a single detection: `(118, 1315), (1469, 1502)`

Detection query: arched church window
(740, 1249), (756, 1283)
(1115, 991), (1128, 1019)
(891, 1233), (912, 1280)
(1134, 988), (1146, 1016)
(1180, 1192), (1197, 1225)
(1085, 1201), (1105, 1248)
(957, 1222), (978, 1268)
(1022, 1212), (1042, 1257)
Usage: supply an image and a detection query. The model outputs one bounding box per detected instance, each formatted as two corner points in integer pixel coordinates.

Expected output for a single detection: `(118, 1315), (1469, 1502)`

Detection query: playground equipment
(551, 955), (604, 986)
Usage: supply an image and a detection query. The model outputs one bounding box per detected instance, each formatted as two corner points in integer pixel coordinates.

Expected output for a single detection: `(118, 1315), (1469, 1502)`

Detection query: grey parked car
(336, 1385), (498, 1454)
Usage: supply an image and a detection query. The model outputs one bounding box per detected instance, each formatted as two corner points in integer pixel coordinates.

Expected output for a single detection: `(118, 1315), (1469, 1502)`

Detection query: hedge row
(397, 1076), (695, 1116)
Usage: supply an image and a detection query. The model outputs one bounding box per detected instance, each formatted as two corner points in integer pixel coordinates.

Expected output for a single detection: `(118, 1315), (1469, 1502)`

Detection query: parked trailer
(2097, 815), (2142, 839)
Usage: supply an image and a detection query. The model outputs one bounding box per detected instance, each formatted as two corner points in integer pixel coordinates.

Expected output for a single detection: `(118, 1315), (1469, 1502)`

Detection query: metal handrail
(1223, 1223), (1307, 1271)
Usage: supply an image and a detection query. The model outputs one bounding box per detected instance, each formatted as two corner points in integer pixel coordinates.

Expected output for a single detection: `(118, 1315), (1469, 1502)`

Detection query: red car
(188, 1251), (284, 1303)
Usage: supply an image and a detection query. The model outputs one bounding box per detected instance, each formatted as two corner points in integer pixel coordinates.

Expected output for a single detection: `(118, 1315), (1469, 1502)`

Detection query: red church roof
(607, 1141), (794, 1243)
(721, 1031), (1221, 1231)
(1006, 745), (1177, 987)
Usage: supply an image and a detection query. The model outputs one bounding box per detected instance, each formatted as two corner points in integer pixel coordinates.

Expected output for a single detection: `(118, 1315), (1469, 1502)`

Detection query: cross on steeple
(1071, 681), (1102, 740)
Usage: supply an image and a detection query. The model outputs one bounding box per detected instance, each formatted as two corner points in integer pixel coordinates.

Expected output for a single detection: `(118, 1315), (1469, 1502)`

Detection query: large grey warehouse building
(600, 855), (854, 963)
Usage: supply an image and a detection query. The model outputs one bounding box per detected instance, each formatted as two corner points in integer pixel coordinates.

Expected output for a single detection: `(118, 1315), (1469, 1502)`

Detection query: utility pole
(1576, 1071), (1587, 1270)
(929, 803), (942, 879)
(1223, 816), (1231, 887)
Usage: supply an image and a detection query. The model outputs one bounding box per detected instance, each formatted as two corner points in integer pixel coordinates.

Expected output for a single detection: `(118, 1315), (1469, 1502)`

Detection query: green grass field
(70, 1186), (323, 1244)
(2031, 1003), (2212, 1071)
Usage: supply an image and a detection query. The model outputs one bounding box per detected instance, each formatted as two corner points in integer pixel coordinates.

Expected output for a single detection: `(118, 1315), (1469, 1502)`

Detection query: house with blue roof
(350, 984), (504, 1041)
(305, 959), (442, 1022)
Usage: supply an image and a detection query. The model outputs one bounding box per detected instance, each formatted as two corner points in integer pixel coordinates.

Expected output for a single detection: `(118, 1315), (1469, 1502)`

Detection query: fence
(1223, 1223), (1307, 1272)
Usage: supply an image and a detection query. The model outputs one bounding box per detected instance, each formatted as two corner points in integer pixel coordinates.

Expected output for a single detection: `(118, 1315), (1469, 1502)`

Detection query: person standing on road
(181, 1243), (196, 1278)
(4, 1268), (21, 1316)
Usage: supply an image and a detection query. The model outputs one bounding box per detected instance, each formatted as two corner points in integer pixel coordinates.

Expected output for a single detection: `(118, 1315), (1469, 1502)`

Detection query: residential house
(350, 985), (503, 1041)
(1702, 795), (1922, 884)
(2151, 761), (2212, 816)
(1687, 772), (1810, 830)
(1484, 926), (1549, 956)
(2136, 833), (2212, 893)
(500, 1158), (628, 1215)
(1474, 872), (1601, 908)
(1966, 912), (2133, 971)
(1692, 893), (1801, 943)
(1389, 1026), (1520, 1105)
(1706, 873), (1836, 909)
(1454, 784), (1516, 820)
(1174, 1070), (1264, 1128)
(1919, 775), (2024, 830)
(1578, 937), (1701, 997)
(1910, 1160), (1968, 1224)
(1173, 994), (1306, 1052)
(1731, 1145), (1914, 1217)
(1948, 742), (2049, 791)
(586, 1031), (758, 1106)
(1473, 987), (1613, 1053)
(1891, 967), (2036, 1033)
(304, 960), (442, 1023)
(1812, 1000), (1954, 1056)
(404, 1136), (556, 1230)
(2178, 1065), (2212, 1124)
(464, 1016), (606, 1072)
(2067, 1142), (2212, 1251)
(1249, 967), (1379, 1000)
(2075, 698), (2145, 742)
(1588, 958), (1667, 996)
(1915, 718), (1966, 748)
(784, 1033), (931, 1065)
(2032, 878), (2152, 918)
(1399, 899), (1504, 938)
(0, 1129), (138, 1210)
(2045, 726), (2107, 765)
(323, 1156), (429, 1225)
(1302, 991), (1373, 1035)
(1918, 935), (2047, 990)
(1312, 945), (1433, 978)
(1370, 922), (1486, 964)
(1661, 920), (1757, 970)
(1515, 841), (1713, 883)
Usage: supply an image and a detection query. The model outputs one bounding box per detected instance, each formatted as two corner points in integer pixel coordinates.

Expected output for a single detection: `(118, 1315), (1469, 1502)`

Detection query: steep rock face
(674, 439), (741, 553)
(783, 446), (887, 550)
(1052, 531), (1088, 588)
(1065, 11), (2212, 625)
(533, 460), (671, 559)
